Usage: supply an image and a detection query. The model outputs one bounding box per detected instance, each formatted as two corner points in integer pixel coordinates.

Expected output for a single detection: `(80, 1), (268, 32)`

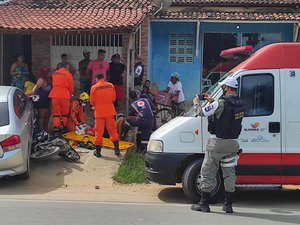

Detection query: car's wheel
(182, 159), (224, 203)
(16, 155), (30, 180)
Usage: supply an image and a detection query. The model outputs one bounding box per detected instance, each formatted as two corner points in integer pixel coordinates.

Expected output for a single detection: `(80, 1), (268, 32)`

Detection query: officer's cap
(218, 77), (238, 89)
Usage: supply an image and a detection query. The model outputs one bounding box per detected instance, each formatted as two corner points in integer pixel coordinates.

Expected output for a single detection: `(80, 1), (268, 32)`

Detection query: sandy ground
(2, 78), (299, 203)
(0, 147), (186, 204)
(0, 76), (170, 203)
(1, 147), (300, 204)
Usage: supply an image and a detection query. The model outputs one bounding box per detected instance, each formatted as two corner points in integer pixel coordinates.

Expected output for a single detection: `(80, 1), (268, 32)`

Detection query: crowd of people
(9, 50), (244, 214)
(9, 49), (187, 156)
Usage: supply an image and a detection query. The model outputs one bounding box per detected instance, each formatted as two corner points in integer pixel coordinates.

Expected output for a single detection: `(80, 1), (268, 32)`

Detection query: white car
(0, 86), (34, 179)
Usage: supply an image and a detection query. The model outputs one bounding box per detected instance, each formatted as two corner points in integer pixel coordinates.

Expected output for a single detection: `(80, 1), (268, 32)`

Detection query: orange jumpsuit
(90, 80), (119, 146)
(66, 100), (85, 132)
(49, 68), (74, 128)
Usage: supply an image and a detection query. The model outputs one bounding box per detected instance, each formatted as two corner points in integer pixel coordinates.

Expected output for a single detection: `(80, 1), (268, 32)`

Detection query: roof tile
(154, 10), (300, 21)
(172, 0), (300, 6)
(0, 0), (151, 31)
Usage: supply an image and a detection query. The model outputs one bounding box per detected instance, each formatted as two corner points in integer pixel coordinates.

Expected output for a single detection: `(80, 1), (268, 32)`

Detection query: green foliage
(113, 149), (146, 184)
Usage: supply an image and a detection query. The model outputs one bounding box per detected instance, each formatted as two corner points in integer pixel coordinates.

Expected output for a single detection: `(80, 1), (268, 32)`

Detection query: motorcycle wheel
(58, 146), (81, 163)
(31, 144), (61, 161)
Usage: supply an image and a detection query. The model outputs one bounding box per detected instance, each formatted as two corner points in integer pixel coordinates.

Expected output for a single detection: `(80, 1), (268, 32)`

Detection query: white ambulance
(145, 43), (300, 203)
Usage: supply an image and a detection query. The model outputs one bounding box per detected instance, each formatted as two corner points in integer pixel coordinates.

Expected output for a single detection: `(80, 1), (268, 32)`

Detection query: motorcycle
(28, 95), (80, 163)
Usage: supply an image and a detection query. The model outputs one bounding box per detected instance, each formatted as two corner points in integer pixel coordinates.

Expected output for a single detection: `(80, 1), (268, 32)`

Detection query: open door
(3, 34), (31, 85)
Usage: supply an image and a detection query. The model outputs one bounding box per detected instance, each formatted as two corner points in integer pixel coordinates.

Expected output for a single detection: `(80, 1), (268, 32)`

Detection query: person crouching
(48, 67), (74, 136)
(66, 92), (89, 133)
(121, 91), (155, 153)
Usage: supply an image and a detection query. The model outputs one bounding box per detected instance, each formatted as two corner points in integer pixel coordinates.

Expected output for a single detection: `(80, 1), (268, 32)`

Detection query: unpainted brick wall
(140, 16), (149, 82)
(31, 33), (51, 75)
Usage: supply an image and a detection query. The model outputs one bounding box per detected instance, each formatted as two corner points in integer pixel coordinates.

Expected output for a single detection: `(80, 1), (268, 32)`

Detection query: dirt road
(1, 147), (299, 205)
(0, 148), (187, 204)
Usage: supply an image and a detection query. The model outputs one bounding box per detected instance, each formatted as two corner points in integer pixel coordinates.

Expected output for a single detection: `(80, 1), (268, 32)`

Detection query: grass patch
(113, 149), (146, 184)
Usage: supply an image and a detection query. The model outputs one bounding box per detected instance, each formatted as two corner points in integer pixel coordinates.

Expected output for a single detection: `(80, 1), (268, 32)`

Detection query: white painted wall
(51, 46), (122, 70)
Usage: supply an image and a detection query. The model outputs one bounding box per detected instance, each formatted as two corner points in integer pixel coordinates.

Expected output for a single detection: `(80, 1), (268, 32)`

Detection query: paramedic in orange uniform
(90, 73), (121, 158)
(49, 67), (74, 135)
(66, 92), (89, 132)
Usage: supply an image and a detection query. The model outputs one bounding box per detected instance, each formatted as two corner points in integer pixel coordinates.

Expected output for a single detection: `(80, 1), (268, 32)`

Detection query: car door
(236, 70), (282, 184)
(13, 90), (30, 157)
(20, 91), (32, 145)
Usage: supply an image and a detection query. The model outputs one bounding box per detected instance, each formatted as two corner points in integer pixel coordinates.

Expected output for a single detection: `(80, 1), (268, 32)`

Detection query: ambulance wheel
(182, 159), (224, 203)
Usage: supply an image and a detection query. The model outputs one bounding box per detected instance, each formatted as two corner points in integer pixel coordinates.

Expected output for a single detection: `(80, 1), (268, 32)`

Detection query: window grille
(169, 33), (194, 63)
(51, 34), (123, 47)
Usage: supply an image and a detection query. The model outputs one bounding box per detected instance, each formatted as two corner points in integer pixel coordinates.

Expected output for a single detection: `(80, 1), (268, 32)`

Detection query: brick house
(147, 0), (300, 99)
(1, 0), (300, 102)
(0, 0), (151, 95)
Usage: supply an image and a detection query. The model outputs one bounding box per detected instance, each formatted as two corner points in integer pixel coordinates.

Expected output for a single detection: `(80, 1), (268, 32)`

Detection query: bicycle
(154, 91), (185, 128)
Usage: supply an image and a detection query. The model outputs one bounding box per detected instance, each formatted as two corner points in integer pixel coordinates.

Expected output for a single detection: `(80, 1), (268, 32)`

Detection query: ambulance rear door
(281, 68), (300, 184)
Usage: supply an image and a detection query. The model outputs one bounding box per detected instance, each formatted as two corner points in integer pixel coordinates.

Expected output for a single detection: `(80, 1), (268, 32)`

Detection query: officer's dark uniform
(193, 94), (245, 213)
(122, 97), (155, 152)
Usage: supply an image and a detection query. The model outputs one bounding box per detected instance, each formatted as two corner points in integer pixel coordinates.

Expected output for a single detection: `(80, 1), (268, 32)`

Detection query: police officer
(191, 77), (245, 213)
(121, 91), (155, 153)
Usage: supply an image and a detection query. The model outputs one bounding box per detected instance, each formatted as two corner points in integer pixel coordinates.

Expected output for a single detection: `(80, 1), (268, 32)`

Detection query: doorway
(3, 34), (32, 85)
(201, 32), (281, 92)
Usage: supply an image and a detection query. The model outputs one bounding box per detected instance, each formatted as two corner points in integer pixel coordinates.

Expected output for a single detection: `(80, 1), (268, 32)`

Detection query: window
(202, 32), (281, 80)
(242, 33), (281, 51)
(51, 34), (123, 47)
(169, 33), (194, 63)
(0, 102), (9, 126)
(208, 72), (222, 86)
(13, 90), (27, 119)
(240, 74), (274, 117)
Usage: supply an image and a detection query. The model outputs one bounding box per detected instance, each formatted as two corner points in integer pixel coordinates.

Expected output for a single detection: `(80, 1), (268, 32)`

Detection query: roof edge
(171, 2), (300, 8)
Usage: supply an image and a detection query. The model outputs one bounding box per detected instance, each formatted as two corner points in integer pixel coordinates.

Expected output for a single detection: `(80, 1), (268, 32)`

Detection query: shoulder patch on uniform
(137, 101), (145, 107)
(204, 104), (214, 113)
(202, 101), (219, 117)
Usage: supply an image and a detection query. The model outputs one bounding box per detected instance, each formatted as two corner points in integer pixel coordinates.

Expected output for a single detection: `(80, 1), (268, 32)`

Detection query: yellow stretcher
(63, 132), (134, 151)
